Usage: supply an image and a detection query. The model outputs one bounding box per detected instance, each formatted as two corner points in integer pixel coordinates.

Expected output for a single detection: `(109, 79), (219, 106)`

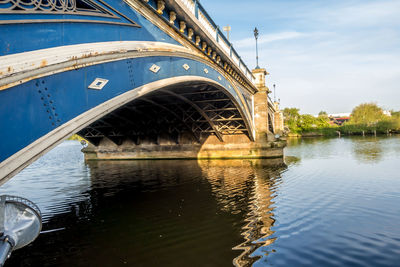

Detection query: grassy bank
(283, 103), (400, 137)
(289, 127), (400, 137)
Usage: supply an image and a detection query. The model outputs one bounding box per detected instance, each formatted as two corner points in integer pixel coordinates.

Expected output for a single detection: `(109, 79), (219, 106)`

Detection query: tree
(388, 112), (400, 131)
(376, 119), (394, 133)
(317, 111), (329, 125)
(283, 108), (300, 121)
(299, 114), (316, 131)
(298, 114), (331, 131)
(283, 108), (300, 133)
(349, 103), (386, 126)
(391, 110), (400, 118)
(318, 111), (328, 117)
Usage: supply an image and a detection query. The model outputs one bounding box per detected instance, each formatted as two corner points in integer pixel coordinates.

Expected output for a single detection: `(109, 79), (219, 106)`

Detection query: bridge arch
(0, 0), (286, 186)
(0, 75), (254, 185)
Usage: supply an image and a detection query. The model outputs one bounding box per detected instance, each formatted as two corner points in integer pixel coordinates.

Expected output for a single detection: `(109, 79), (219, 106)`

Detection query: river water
(1, 136), (400, 266)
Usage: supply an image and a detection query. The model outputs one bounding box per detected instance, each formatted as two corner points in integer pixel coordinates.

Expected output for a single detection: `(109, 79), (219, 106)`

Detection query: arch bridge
(0, 0), (284, 185)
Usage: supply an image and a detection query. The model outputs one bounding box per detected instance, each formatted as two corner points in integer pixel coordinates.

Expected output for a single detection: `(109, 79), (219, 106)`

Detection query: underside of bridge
(78, 77), (285, 160)
(78, 81), (252, 155)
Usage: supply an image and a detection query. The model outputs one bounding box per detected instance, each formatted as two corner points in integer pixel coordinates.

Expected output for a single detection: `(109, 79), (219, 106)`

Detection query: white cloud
(229, 0), (400, 114)
(234, 32), (306, 48)
(318, 0), (400, 28)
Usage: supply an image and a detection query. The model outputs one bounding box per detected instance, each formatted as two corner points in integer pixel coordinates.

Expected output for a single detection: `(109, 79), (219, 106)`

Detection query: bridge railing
(267, 95), (277, 112)
(179, 0), (256, 84)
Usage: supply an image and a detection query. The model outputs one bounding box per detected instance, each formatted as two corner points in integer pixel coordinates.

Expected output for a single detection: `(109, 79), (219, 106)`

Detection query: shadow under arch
(268, 113), (274, 134)
(78, 76), (255, 149)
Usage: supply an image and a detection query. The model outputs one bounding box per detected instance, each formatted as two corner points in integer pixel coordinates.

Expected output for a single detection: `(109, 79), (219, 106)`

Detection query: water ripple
(1, 136), (400, 266)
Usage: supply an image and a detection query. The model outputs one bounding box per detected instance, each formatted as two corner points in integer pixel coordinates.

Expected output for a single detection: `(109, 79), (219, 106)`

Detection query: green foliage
(340, 123), (368, 134)
(283, 107), (333, 134)
(283, 108), (301, 133)
(349, 103), (385, 126)
(391, 110), (400, 117)
(299, 114), (330, 131)
(318, 111), (329, 122)
(283, 108), (300, 121)
(376, 119), (394, 132)
(391, 111), (400, 130)
(384, 115), (400, 131)
(299, 114), (316, 131)
(341, 104), (400, 134)
(282, 103), (400, 136)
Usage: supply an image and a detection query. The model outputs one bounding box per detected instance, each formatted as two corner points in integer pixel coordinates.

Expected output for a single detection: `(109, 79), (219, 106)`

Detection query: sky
(200, 0), (400, 114)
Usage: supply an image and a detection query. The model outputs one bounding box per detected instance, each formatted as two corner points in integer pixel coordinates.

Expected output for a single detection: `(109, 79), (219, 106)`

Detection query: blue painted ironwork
(0, 55), (251, 161)
(0, 0), (260, 183)
(0, 2), (179, 55)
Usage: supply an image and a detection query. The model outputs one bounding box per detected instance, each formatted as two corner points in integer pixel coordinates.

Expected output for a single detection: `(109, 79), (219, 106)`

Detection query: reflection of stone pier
(199, 159), (287, 266)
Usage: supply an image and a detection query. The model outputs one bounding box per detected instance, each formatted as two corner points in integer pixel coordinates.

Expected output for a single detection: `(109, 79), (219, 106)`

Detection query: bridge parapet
(138, 0), (257, 92)
(178, 0), (255, 81)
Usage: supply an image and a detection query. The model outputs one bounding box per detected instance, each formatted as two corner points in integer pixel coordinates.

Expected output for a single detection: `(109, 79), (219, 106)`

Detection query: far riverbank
(286, 128), (400, 138)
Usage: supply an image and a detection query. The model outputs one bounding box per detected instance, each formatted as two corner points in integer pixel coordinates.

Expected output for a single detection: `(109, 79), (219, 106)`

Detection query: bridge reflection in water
(86, 159), (286, 266)
(1, 143), (287, 266)
(4, 137), (400, 266)
(200, 159), (286, 266)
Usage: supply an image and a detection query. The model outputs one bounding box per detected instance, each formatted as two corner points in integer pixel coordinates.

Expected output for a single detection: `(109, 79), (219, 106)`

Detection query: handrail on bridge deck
(178, 0), (256, 85)
(268, 95), (276, 111)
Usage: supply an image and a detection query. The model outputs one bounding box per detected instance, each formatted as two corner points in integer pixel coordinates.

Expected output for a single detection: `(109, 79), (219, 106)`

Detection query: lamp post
(273, 84), (276, 102)
(254, 27), (260, 69)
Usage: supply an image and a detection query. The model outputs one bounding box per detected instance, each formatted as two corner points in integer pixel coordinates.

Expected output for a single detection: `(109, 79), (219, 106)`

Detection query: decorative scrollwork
(0, 0), (141, 27)
(0, 0), (77, 12)
(0, 0), (111, 16)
